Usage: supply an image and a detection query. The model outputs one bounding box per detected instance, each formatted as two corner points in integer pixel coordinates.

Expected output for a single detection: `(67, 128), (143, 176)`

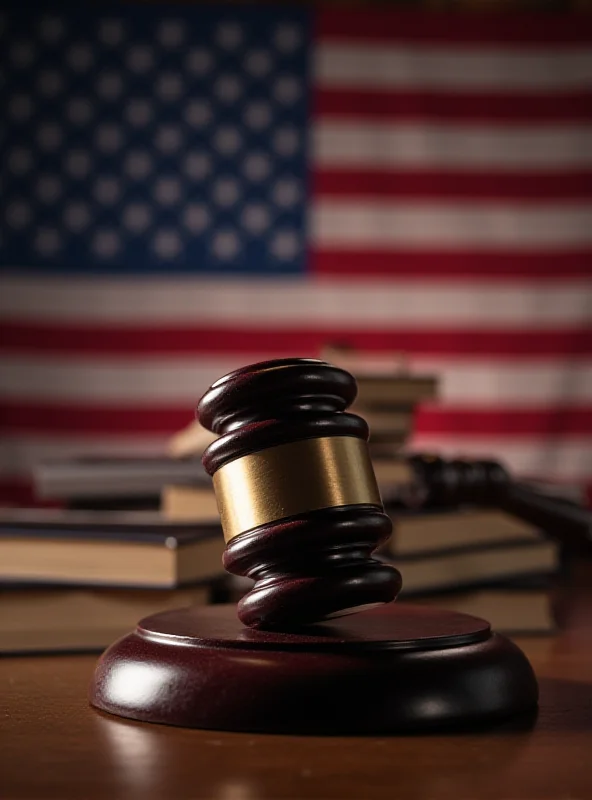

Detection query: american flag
(1, 7), (591, 505)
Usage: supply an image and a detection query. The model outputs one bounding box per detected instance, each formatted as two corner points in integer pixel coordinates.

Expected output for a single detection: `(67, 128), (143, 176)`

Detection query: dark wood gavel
(393, 454), (591, 551)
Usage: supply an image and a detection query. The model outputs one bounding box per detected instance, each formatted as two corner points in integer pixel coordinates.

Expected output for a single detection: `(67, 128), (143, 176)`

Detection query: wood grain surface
(2, 576), (592, 800)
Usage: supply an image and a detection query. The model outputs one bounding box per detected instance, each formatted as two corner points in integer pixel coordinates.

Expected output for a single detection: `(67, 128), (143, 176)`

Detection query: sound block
(90, 603), (538, 734)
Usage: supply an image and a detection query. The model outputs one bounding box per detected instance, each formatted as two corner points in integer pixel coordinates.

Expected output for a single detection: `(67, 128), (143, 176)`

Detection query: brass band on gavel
(213, 436), (383, 542)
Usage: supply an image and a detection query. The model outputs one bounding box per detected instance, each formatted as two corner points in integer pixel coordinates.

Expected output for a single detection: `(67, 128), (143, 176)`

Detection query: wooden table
(2, 582), (591, 800)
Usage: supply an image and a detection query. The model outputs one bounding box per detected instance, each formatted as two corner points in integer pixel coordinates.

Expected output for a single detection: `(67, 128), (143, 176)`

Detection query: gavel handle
(390, 453), (592, 551)
(500, 482), (592, 551)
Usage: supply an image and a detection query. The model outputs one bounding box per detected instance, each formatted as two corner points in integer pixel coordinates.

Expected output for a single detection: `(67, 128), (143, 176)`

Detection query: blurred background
(1, 0), (591, 506)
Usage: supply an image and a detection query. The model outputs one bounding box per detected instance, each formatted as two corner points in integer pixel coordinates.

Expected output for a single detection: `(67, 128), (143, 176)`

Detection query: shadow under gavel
(392, 454), (591, 553)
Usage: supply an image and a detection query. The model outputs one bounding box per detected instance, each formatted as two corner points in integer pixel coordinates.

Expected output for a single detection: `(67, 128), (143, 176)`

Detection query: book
(162, 485), (220, 522)
(353, 407), (414, 441)
(168, 421), (218, 459)
(0, 584), (210, 654)
(0, 509), (224, 588)
(389, 539), (558, 595)
(219, 574), (555, 634)
(398, 587), (555, 635)
(32, 456), (210, 502)
(387, 508), (543, 558)
(355, 375), (438, 408)
(373, 458), (415, 502)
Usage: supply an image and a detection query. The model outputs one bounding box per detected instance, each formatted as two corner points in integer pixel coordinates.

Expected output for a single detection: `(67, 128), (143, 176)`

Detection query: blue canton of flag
(1, 7), (309, 275)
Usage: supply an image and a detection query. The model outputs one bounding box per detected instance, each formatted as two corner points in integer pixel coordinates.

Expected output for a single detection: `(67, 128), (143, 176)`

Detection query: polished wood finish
(400, 455), (592, 552)
(198, 358), (401, 628)
(3, 578), (591, 799)
(90, 603), (537, 733)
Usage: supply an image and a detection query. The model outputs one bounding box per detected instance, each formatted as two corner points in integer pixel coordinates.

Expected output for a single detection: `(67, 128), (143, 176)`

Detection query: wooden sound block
(90, 603), (538, 733)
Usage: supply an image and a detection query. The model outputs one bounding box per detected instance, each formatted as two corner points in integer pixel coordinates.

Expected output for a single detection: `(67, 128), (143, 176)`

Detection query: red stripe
(415, 407), (592, 437)
(313, 249), (592, 279)
(2, 401), (591, 436)
(0, 402), (192, 435)
(0, 322), (590, 358)
(318, 9), (592, 45)
(316, 88), (592, 124)
(315, 169), (592, 201)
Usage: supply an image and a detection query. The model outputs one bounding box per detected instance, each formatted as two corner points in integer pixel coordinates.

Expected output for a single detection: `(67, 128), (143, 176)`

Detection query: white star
(212, 229), (240, 260)
(67, 97), (94, 126)
(214, 74), (242, 104)
(216, 22), (243, 50)
(184, 100), (211, 129)
(99, 19), (124, 46)
(39, 16), (65, 44)
(8, 95), (33, 122)
(153, 229), (183, 259)
(126, 99), (153, 127)
(95, 123), (123, 153)
(34, 227), (62, 256)
(243, 152), (272, 182)
(37, 123), (63, 151)
(269, 229), (299, 260)
(36, 175), (62, 204)
(65, 150), (92, 179)
(155, 125), (183, 154)
(213, 177), (240, 208)
(272, 178), (301, 208)
(213, 126), (242, 157)
(8, 148), (33, 176)
(158, 20), (185, 48)
(154, 177), (182, 206)
(94, 177), (121, 205)
(127, 45), (154, 74)
(245, 49), (272, 78)
(273, 126), (300, 157)
(244, 101), (272, 131)
(92, 229), (121, 259)
(37, 70), (63, 97)
(123, 204), (152, 234)
(183, 204), (210, 235)
(274, 76), (301, 105)
(67, 43), (94, 72)
(186, 48), (212, 76)
(10, 42), (35, 68)
(64, 203), (91, 232)
(96, 71), (123, 100)
(241, 204), (270, 235)
(156, 72), (184, 101)
(274, 23), (301, 53)
(124, 151), (153, 180)
(6, 201), (31, 230)
(184, 152), (212, 180)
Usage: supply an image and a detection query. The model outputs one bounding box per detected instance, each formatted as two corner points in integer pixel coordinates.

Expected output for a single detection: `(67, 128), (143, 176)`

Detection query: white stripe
(1, 276), (590, 328)
(318, 44), (592, 92)
(314, 201), (592, 249)
(1, 434), (589, 484)
(315, 122), (592, 169)
(1, 356), (591, 407)
(409, 436), (592, 483)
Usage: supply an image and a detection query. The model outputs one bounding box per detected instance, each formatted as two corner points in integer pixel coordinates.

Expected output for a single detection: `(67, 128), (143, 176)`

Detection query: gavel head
(407, 454), (511, 509)
(198, 358), (401, 630)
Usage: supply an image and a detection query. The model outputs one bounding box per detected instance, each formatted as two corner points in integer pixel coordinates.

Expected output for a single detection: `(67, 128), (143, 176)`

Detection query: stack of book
(32, 454), (211, 509)
(321, 344), (439, 455)
(354, 372), (438, 454)
(0, 508), (226, 654)
(221, 508), (560, 634)
(383, 507), (560, 634)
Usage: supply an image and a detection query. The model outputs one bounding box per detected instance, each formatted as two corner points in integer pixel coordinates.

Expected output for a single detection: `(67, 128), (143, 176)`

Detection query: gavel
(390, 453), (591, 551)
